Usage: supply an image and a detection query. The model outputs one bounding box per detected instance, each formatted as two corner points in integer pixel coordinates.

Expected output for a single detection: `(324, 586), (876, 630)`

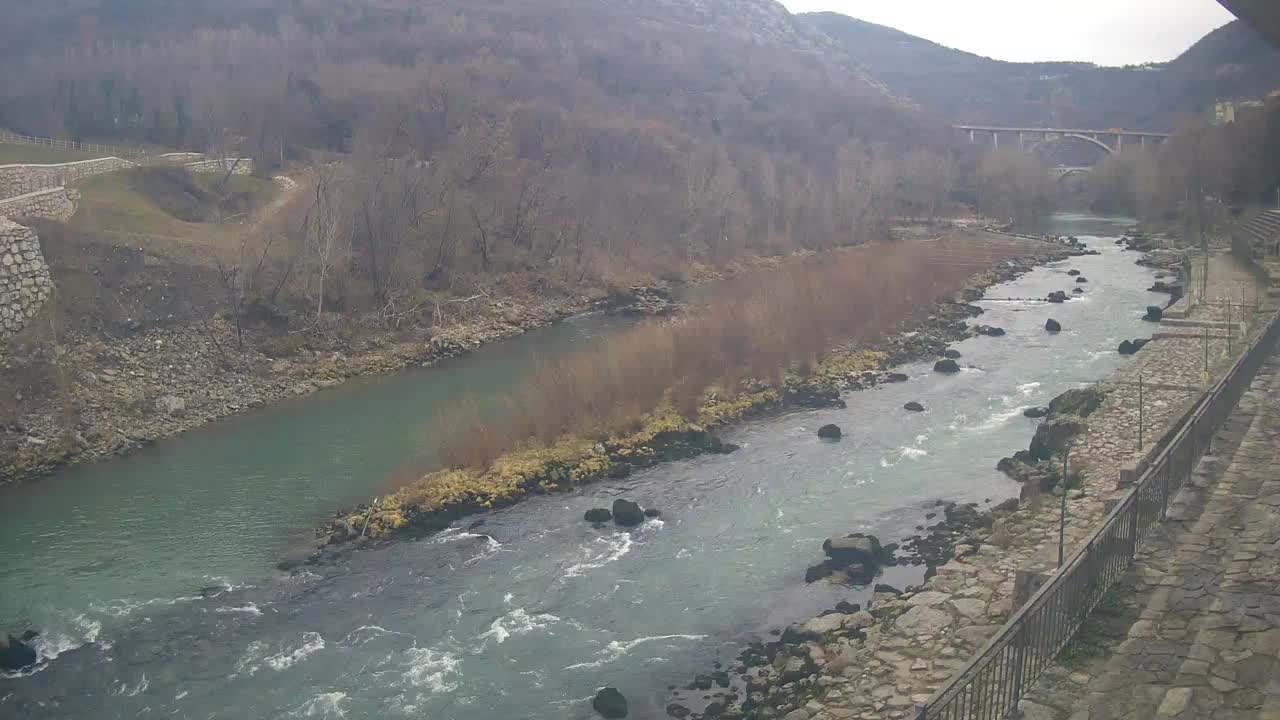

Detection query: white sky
(780, 0), (1238, 66)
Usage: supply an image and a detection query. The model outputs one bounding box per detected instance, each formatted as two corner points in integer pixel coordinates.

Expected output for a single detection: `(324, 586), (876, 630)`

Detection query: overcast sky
(779, 0), (1237, 66)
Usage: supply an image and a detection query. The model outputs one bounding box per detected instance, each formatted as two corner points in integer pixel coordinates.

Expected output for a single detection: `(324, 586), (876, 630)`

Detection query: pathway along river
(2, 215), (1164, 719)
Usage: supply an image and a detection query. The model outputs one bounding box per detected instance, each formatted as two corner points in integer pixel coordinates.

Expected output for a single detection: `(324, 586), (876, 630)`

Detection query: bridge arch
(1029, 133), (1115, 156)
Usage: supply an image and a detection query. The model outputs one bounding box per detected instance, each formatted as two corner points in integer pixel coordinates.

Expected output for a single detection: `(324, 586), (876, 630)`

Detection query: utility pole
(1058, 443), (1074, 569)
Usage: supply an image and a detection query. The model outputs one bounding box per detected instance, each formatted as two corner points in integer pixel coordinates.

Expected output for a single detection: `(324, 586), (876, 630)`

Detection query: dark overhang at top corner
(1218, 0), (1280, 48)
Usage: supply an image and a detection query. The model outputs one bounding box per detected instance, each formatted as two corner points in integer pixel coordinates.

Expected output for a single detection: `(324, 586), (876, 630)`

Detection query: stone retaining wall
(0, 157), (134, 199)
(0, 218), (53, 340)
(0, 187), (77, 221)
(183, 158), (254, 175)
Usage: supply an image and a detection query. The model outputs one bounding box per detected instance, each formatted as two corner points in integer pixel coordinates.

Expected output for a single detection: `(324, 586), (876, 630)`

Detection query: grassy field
(0, 143), (103, 165)
(69, 170), (280, 264)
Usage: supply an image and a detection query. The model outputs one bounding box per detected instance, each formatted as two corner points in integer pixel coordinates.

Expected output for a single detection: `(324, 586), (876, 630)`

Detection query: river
(1, 215), (1163, 719)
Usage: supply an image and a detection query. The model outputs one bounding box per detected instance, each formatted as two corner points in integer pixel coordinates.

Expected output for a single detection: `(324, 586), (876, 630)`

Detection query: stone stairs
(1239, 210), (1280, 256)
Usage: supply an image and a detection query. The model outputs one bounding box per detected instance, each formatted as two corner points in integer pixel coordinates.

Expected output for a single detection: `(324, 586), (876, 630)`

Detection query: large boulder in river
(823, 534), (891, 567)
(933, 358), (960, 373)
(1049, 387), (1106, 417)
(1047, 291), (1068, 303)
(817, 424), (842, 440)
(1075, 276), (1088, 283)
(592, 687), (628, 718)
(1118, 339), (1150, 356)
(904, 401), (925, 412)
(584, 508), (612, 523)
(1067, 269), (1081, 276)
(611, 499), (645, 527)
(0, 634), (38, 672)
(1045, 319), (1062, 333)
(1143, 305), (1163, 322)
(1029, 416), (1087, 462)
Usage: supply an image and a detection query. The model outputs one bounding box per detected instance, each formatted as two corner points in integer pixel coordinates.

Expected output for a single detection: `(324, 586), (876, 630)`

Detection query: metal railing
(0, 131), (152, 159)
(917, 304), (1280, 720)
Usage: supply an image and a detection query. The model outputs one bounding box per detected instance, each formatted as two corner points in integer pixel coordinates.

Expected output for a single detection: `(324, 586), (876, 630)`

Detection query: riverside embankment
(0, 215), (1175, 720)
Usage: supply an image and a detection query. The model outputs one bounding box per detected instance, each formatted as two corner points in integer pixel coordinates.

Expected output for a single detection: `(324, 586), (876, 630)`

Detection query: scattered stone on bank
(933, 358), (960, 373)
(1067, 269), (1081, 276)
(943, 349), (962, 359)
(1045, 318), (1062, 333)
(0, 633), (38, 672)
(592, 687), (629, 718)
(975, 325), (1006, 337)
(612, 499), (645, 527)
(1143, 305), (1163, 322)
(603, 285), (679, 317)
(584, 508), (612, 523)
(816, 424), (842, 440)
(1023, 406), (1051, 419)
(904, 401), (925, 412)
(1117, 339), (1150, 356)
(1048, 386), (1106, 416)
(1029, 416), (1087, 462)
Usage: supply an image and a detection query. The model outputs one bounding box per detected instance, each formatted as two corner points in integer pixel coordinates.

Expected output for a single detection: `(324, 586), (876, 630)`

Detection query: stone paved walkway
(1021, 351), (1280, 720)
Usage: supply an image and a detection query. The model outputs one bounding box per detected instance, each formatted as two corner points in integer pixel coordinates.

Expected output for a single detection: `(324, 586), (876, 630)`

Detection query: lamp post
(1058, 443), (1074, 569)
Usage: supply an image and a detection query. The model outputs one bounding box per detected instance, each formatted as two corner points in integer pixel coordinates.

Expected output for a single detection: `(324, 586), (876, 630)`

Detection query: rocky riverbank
(315, 241), (1075, 558)
(0, 293), (593, 484)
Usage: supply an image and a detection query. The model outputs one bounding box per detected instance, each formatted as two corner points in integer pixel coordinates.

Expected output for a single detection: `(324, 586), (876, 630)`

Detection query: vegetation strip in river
(318, 236), (1069, 553)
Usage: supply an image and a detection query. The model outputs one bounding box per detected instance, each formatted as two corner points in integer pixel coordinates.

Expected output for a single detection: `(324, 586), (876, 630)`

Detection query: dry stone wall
(0, 218), (53, 340)
(0, 187), (77, 221)
(0, 157), (134, 198)
(183, 158), (254, 175)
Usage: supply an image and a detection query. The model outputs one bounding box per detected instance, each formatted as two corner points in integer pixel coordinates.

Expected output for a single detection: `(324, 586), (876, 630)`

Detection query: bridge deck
(954, 125), (1171, 137)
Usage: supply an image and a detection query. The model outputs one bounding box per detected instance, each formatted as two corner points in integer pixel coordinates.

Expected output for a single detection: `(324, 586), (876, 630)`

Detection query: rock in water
(584, 508), (612, 523)
(1045, 319), (1062, 333)
(817, 424), (842, 440)
(1047, 291), (1068, 303)
(823, 534), (888, 567)
(1143, 305), (1163, 322)
(1075, 276), (1088, 283)
(643, 508), (662, 518)
(933, 358), (960, 373)
(904, 401), (925, 412)
(0, 634), (38, 672)
(1118, 340), (1136, 355)
(611, 499), (644, 527)
(1073, 287), (1084, 294)
(885, 372), (909, 383)
(943, 349), (962, 359)
(592, 687), (628, 718)
(976, 325), (1006, 337)
(1067, 269), (1081, 276)
(1023, 406), (1050, 419)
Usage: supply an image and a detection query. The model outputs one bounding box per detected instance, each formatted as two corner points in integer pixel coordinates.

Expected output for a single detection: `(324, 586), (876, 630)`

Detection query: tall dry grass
(435, 237), (1036, 469)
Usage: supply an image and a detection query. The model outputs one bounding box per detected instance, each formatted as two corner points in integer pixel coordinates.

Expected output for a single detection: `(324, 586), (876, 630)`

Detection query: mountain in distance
(804, 13), (1280, 131)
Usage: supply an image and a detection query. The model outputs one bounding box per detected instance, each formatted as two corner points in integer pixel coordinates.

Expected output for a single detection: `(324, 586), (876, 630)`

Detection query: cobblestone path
(1021, 350), (1280, 720)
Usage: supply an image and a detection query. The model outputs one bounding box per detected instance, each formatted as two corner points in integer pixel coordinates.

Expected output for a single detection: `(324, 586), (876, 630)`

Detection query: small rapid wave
(563, 532), (633, 578)
(291, 692), (349, 718)
(401, 647), (462, 694)
(478, 608), (564, 646)
(235, 632), (325, 676)
(564, 634), (706, 670)
(215, 603), (263, 616)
